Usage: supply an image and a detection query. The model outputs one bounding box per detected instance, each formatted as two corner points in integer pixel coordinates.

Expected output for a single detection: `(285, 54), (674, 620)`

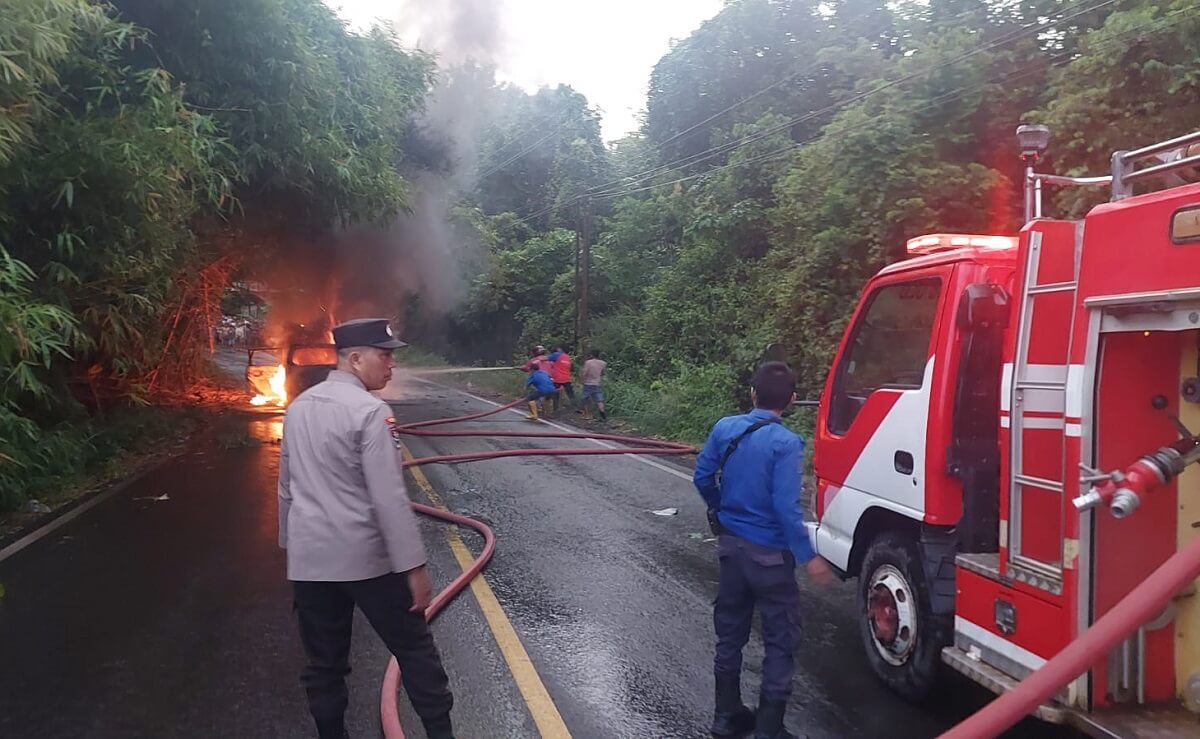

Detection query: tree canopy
(0, 0), (436, 505)
(450, 0), (1198, 438)
(3, 0), (1196, 504)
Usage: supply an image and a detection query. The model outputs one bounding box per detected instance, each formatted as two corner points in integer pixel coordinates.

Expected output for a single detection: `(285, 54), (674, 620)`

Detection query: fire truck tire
(858, 533), (941, 702)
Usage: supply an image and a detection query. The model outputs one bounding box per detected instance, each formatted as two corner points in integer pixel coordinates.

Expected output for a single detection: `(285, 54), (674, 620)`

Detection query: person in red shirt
(520, 345), (548, 373)
(546, 346), (574, 412)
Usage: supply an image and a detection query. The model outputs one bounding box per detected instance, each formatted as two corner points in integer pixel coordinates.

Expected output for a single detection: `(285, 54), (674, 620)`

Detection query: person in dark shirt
(693, 361), (834, 739)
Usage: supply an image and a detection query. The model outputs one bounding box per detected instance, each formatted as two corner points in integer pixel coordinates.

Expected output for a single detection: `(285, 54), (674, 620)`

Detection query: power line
(587, 0), (1053, 190)
(646, 0), (1025, 156)
(516, 0), (1132, 228)
(583, 7), (1189, 206)
(638, 0), (1038, 129)
(475, 125), (563, 182)
(588, 0), (1117, 198)
(594, 0), (1117, 195)
(475, 103), (605, 182)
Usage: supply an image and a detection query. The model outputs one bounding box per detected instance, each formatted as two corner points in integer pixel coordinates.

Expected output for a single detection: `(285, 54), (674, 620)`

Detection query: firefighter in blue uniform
(693, 361), (834, 739)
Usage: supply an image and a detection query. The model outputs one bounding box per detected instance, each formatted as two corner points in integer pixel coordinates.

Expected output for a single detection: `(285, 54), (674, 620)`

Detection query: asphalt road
(0, 370), (1075, 738)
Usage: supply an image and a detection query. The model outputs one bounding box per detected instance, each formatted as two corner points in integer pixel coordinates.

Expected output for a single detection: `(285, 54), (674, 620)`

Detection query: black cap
(332, 318), (406, 350)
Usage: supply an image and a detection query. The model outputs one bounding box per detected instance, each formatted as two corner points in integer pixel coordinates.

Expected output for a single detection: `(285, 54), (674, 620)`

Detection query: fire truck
(807, 126), (1200, 735)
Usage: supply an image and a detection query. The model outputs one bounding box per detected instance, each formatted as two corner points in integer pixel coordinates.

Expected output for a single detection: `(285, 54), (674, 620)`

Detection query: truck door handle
(894, 451), (914, 475)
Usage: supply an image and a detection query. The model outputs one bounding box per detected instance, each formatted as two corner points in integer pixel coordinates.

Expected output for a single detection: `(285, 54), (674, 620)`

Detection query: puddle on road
(247, 416), (284, 444)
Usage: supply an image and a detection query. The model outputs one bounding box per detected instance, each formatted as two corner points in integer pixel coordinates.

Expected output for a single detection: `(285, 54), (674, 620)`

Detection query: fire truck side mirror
(957, 283), (1010, 331)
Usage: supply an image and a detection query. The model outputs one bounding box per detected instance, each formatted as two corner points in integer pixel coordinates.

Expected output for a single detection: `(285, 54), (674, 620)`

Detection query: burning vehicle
(247, 343), (338, 407)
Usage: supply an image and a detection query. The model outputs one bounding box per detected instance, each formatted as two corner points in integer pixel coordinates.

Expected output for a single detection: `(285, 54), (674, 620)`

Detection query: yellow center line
(399, 443), (571, 739)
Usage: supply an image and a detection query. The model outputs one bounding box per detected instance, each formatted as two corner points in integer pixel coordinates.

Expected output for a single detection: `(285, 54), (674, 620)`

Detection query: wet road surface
(0, 372), (1077, 738)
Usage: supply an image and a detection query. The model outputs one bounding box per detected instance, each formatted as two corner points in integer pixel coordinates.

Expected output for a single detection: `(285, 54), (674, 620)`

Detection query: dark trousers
(713, 535), (801, 703)
(552, 382), (574, 410)
(293, 573), (453, 739)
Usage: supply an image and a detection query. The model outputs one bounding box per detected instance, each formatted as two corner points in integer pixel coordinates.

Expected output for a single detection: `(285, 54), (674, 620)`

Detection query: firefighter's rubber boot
(752, 700), (799, 739)
(711, 675), (754, 737)
(526, 401), (539, 421)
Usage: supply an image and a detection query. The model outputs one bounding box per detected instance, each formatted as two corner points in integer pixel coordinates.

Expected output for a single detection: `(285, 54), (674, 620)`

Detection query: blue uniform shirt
(693, 408), (815, 563)
(527, 369), (555, 394)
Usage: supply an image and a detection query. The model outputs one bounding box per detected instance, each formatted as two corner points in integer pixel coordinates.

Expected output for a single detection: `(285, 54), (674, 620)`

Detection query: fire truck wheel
(859, 533), (940, 702)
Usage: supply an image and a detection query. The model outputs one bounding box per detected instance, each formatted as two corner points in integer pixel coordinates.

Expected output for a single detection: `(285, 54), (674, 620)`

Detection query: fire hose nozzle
(1072, 488), (1105, 512)
(1075, 440), (1197, 519)
(1110, 488), (1141, 519)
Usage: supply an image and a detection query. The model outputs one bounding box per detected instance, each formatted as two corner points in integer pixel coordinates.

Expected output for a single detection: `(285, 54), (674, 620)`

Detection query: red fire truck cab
(808, 127), (1200, 735)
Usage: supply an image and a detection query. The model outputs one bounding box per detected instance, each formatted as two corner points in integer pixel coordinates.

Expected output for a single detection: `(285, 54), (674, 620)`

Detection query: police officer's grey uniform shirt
(278, 370), (426, 581)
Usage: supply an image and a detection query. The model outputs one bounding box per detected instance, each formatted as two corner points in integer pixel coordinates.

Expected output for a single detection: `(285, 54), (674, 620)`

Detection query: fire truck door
(815, 273), (947, 556)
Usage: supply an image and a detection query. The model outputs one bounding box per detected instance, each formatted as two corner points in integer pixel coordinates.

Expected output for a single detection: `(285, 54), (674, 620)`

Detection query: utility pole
(573, 212), (582, 349)
(577, 197), (592, 351)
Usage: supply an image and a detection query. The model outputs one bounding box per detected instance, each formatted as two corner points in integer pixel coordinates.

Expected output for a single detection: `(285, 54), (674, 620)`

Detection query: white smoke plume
(391, 0), (509, 67)
(327, 0), (513, 347)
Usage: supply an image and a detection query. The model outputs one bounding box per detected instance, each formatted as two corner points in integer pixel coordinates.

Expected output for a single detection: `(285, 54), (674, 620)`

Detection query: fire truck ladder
(1007, 227), (1078, 594)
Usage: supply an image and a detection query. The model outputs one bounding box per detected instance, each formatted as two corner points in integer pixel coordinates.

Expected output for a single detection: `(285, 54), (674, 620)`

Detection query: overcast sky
(325, 0), (725, 141)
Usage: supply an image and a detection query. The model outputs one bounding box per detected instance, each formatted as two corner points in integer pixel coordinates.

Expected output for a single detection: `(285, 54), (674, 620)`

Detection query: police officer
(278, 318), (454, 739)
(693, 361), (834, 739)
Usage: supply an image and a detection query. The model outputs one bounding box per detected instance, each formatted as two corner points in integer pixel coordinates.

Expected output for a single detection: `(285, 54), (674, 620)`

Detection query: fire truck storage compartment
(1177, 331), (1200, 713)
(1090, 328), (1189, 707)
(954, 567), (1069, 681)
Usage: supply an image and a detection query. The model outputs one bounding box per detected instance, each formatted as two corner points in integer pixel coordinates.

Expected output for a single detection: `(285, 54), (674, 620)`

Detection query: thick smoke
(393, 0), (508, 67)
(395, 0), (509, 189)
(321, 1), (511, 348)
(332, 174), (475, 338)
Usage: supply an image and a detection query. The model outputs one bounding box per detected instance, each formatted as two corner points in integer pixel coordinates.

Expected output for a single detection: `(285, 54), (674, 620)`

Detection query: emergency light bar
(905, 233), (1018, 255)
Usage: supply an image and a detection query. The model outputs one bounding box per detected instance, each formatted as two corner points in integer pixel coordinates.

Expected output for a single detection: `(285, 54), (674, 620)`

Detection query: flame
(250, 365), (287, 407)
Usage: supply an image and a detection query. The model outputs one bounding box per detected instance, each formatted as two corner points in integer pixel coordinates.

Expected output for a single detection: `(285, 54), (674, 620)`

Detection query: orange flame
(250, 365), (287, 407)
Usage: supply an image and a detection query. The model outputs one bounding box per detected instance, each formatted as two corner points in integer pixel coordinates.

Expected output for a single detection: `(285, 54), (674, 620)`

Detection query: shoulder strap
(719, 418), (777, 470)
(713, 417), (782, 507)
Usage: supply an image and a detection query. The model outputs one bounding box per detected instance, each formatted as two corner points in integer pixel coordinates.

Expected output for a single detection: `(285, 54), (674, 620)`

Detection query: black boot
(711, 674), (754, 737)
(313, 717), (346, 739)
(423, 715), (455, 739)
(753, 699), (797, 739)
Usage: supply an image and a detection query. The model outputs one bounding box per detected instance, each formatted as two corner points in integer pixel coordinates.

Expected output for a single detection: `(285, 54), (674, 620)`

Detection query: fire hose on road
(377, 398), (696, 738)
(381, 396), (1200, 739)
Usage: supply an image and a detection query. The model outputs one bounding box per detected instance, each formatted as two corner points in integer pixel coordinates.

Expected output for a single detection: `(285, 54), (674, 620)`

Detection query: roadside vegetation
(3, 0), (1197, 508)
(1, 0), (435, 509)
(445, 0), (1199, 443)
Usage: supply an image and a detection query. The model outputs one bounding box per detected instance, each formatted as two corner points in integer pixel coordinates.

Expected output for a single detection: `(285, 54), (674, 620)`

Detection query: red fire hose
(378, 398), (696, 738)
(940, 534), (1200, 738)
(942, 436), (1200, 739)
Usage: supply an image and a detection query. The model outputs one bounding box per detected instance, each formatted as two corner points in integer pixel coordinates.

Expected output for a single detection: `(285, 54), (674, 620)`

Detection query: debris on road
(651, 507), (679, 516)
(134, 493), (170, 502)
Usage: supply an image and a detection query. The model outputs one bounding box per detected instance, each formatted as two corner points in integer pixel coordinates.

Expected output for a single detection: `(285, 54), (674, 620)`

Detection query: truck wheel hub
(867, 565), (917, 666)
